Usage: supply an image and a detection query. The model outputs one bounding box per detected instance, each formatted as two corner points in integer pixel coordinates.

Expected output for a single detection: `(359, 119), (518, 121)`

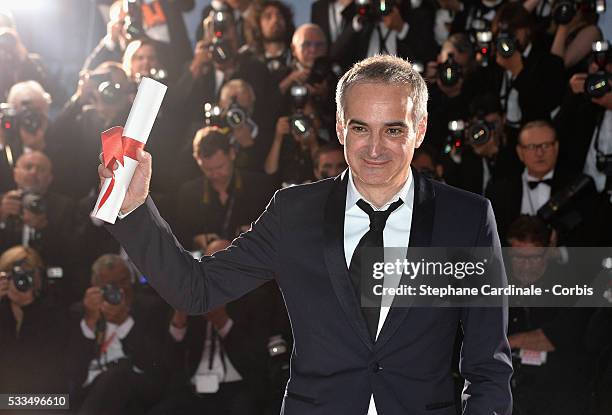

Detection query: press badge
(195, 374), (220, 393)
(519, 349), (547, 366)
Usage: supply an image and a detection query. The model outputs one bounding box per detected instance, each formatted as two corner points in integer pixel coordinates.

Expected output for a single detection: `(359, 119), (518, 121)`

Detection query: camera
(444, 120), (465, 155)
(101, 284), (123, 305)
(495, 29), (517, 58)
(585, 41), (611, 99)
(289, 85), (312, 138)
(225, 97), (248, 129)
(466, 120), (496, 146)
(89, 72), (128, 105)
(125, 0), (145, 40)
(207, 4), (235, 65)
(134, 67), (169, 86)
(537, 174), (593, 231)
(307, 57), (332, 85)
(8, 263), (36, 293)
(203, 102), (224, 127)
(552, 0), (606, 25)
(356, 0), (396, 22)
(471, 19), (493, 67)
(22, 191), (46, 215)
(0, 102), (45, 138)
(438, 53), (462, 87)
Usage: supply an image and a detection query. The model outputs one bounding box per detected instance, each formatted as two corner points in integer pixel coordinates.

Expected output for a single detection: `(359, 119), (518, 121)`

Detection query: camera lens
(290, 114), (312, 136)
(552, 0), (575, 25)
(496, 34), (516, 58)
(438, 56), (462, 87)
(102, 284), (123, 305)
(585, 72), (611, 98)
(467, 122), (492, 145)
(98, 81), (124, 105)
(10, 266), (34, 293)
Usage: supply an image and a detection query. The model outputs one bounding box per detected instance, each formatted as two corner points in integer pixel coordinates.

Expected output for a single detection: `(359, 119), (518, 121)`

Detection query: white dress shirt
(500, 43), (532, 127)
(366, 22), (409, 58)
(80, 317), (136, 386)
(328, 1), (347, 43)
(344, 169), (414, 415)
(520, 168), (554, 215)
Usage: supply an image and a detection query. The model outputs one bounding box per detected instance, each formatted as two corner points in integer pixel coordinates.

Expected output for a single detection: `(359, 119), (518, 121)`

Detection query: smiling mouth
(362, 159), (390, 167)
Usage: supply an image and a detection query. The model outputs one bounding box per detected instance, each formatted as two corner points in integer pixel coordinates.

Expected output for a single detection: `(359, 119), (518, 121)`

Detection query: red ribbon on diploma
(96, 126), (145, 211)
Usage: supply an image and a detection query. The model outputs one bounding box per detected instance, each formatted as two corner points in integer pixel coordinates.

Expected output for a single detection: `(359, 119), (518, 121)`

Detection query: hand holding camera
(0, 273), (8, 300)
(190, 40), (213, 78)
(0, 190), (22, 221)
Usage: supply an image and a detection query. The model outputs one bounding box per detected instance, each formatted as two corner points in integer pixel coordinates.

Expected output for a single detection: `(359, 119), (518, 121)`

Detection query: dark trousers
(148, 380), (261, 415)
(76, 365), (163, 415)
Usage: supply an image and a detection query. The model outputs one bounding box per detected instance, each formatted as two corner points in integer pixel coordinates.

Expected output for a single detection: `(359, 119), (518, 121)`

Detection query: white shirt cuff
(80, 318), (95, 339)
(169, 324), (187, 342)
(397, 22), (410, 40)
(117, 203), (141, 219)
(217, 318), (234, 338)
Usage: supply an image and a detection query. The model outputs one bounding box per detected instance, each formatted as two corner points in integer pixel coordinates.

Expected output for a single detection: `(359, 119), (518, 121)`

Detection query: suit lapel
(374, 168), (436, 351)
(323, 173), (374, 350)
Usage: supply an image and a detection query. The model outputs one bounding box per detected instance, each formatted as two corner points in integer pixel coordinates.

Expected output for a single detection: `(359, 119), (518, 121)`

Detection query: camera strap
(593, 110), (607, 158)
(376, 25), (392, 54)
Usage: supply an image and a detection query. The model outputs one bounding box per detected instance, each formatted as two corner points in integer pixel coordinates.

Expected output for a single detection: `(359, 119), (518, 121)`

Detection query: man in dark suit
(99, 55), (512, 414)
(487, 120), (596, 245)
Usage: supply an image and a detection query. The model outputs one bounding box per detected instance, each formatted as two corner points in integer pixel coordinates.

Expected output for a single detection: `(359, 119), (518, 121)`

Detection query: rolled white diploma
(91, 77), (167, 224)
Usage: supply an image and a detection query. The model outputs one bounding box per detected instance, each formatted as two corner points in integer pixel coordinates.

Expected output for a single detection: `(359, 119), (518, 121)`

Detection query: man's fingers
(98, 163), (113, 179)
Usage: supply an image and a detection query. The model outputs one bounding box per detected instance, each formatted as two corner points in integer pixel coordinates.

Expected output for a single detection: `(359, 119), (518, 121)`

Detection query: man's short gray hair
(91, 254), (131, 284)
(335, 55), (428, 126)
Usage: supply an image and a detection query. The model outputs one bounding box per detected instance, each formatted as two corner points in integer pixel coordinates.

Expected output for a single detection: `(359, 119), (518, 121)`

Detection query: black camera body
(356, 0), (396, 22)
(496, 31), (517, 58)
(438, 53), (462, 87)
(125, 0), (145, 40)
(0, 102), (45, 138)
(207, 4), (235, 65)
(203, 99), (248, 130)
(585, 41), (611, 99)
(225, 97), (248, 129)
(552, 0), (606, 25)
(89, 72), (128, 106)
(101, 284), (123, 305)
(472, 21), (494, 67)
(21, 191), (46, 215)
(289, 85), (312, 138)
(307, 57), (332, 85)
(8, 263), (36, 293)
(466, 120), (496, 146)
(444, 120), (465, 155)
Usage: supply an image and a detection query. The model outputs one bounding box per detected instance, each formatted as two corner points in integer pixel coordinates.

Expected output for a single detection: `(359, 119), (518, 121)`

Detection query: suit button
(371, 362), (382, 373)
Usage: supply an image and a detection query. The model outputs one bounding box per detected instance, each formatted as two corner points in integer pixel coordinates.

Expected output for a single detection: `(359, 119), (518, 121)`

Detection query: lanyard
(376, 25), (392, 54)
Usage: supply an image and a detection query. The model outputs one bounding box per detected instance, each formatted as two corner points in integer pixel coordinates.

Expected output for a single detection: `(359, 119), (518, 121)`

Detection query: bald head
(14, 151), (53, 194)
(7, 81), (51, 115)
(291, 23), (327, 68)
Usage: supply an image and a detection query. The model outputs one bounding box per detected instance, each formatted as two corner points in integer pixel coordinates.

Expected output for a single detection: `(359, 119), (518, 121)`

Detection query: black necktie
(349, 198), (403, 341)
(527, 179), (553, 190)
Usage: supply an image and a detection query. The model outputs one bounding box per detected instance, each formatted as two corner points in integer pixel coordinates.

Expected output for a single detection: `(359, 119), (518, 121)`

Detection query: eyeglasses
(519, 141), (556, 152)
(300, 40), (326, 50)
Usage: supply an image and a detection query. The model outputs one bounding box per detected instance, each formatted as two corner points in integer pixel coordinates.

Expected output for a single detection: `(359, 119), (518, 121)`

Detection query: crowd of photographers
(0, 0), (611, 414)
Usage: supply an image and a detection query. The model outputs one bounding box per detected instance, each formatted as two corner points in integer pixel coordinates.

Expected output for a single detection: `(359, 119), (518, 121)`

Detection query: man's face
(219, 86), (253, 114)
(13, 152), (53, 194)
(292, 27), (327, 68)
(516, 126), (558, 178)
(130, 44), (159, 77)
(439, 43), (469, 70)
(315, 150), (346, 180)
(260, 5), (286, 42)
(509, 240), (549, 285)
(197, 149), (235, 187)
(337, 83), (426, 191)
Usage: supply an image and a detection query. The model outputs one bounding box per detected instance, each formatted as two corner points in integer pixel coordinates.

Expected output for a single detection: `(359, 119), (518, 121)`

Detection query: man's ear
(415, 114), (428, 149)
(336, 112), (345, 145)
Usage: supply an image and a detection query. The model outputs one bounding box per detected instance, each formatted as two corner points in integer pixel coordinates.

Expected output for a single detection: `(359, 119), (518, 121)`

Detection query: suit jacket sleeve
(460, 199), (513, 415)
(104, 192), (280, 314)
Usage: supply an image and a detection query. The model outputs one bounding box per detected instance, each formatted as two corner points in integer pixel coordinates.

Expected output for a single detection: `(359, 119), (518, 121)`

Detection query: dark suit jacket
(105, 168), (513, 414)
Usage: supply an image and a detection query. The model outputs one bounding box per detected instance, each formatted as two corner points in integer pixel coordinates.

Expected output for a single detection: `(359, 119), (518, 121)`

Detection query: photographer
(175, 127), (275, 252)
(66, 254), (171, 415)
(196, 0), (256, 48)
(442, 93), (519, 195)
(312, 143), (347, 181)
(46, 62), (132, 200)
(121, 39), (168, 83)
(170, 5), (279, 130)
(449, 0), (504, 37)
(550, 0), (603, 75)
(505, 215), (593, 415)
(0, 28), (63, 104)
(150, 240), (290, 415)
(264, 95), (323, 186)
(0, 152), (75, 293)
(250, 1), (295, 84)
(84, 0), (194, 77)
(0, 81), (51, 193)
(425, 33), (486, 151)
(488, 2), (566, 131)
(0, 245), (68, 394)
(487, 120), (596, 244)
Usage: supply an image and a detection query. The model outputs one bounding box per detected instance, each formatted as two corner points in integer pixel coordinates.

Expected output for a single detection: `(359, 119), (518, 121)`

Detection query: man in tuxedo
(99, 55), (512, 414)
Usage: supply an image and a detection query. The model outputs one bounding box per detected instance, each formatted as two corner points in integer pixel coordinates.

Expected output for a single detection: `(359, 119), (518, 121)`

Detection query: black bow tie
(527, 179), (553, 190)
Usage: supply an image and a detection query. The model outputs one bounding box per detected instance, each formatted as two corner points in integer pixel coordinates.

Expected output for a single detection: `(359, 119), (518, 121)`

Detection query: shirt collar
(345, 168), (413, 212)
(523, 167), (554, 183)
